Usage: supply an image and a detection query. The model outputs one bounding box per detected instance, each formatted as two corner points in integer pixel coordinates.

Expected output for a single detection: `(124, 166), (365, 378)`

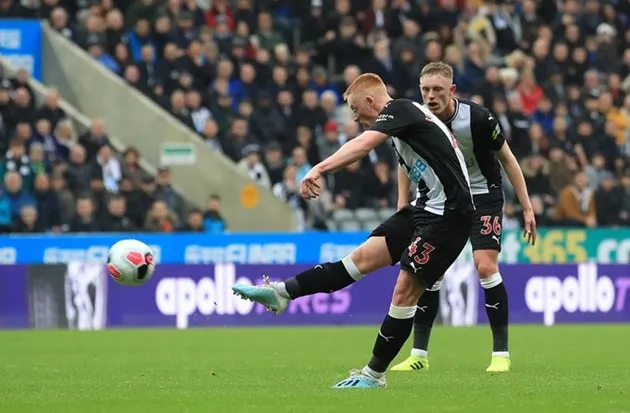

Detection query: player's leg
(333, 212), (472, 388)
(232, 207), (414, 313)
(474, 248), (510, 372)
(470, 197), (510, 372)
(392, 213), (474, 372)
(332, 269), (425, 389)
(390, 277), (442, 371)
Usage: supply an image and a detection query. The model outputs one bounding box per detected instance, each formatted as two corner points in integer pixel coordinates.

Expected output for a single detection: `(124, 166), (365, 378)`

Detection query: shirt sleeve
(479, 111), (506, 151)
(368, 100), (420, 137)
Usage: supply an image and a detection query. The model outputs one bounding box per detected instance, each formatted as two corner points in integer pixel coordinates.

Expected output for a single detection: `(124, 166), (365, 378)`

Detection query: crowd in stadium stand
(2, 0), (630, 232)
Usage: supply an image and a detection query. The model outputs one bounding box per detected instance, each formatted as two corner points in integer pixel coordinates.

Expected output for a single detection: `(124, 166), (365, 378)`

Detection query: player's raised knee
(349, 237), (392, 274)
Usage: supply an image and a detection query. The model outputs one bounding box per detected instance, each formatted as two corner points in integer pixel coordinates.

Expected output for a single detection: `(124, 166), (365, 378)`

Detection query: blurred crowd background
(1, 0), (630, 233)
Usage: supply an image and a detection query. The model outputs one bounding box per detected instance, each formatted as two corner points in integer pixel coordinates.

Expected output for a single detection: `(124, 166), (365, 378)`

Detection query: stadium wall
(39, 22), (296, 232)
(0, 230), (628, 330)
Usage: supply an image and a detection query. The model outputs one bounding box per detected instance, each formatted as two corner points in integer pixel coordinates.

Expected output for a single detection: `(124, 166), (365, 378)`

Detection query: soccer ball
(107, 239), (156, 286)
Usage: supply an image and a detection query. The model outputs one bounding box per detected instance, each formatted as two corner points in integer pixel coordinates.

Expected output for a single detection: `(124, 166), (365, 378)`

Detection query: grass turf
(0, 325), (629, 413)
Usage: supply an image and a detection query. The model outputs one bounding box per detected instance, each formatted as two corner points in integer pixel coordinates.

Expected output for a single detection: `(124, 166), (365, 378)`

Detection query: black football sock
(412, 289), (440, 355)
(283, 258), (363, 299)
(481, 273), (509, 353)
(367, 304), (417, 374)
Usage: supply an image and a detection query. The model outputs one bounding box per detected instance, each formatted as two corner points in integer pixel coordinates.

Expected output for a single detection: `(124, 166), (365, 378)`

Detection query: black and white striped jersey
(368, 99), (474, 216)
(444, 99), (505, 199)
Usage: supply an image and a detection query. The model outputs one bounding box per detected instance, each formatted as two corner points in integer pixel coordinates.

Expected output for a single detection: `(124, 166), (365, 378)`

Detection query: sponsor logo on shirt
(491, 124), (501, 140)
(375, 114), (394, 122)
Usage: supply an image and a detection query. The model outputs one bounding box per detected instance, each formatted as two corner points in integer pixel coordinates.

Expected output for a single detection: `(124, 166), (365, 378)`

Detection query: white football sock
(275, 282), (291, 299)
(362, 365), (384, 379)
(411, 348), (428, 358)
(492, 351), (510, 358)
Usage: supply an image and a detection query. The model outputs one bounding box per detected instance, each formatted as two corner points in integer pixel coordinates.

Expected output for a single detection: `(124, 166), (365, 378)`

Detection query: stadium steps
(39, 22), (295, 232)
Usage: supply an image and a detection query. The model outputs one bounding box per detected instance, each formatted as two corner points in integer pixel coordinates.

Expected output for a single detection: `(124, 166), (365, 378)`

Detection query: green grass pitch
(1, 325), (629, 413)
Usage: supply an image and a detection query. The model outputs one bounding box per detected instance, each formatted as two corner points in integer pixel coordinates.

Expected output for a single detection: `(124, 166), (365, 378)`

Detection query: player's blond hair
(343, 73), (388, 101)
(419, 62), (454, 83)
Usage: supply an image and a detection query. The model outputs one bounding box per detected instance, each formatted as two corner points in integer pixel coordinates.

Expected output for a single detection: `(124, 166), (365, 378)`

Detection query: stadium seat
(355, 208), (378, 222)
(332, 209), (355, 222)
(339, 220), (362, 231)
(362, 220), (382, 231)
(379, 208), (397, 220)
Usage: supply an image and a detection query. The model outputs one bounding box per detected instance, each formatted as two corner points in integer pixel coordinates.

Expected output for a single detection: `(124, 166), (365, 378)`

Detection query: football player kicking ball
(235, 73), (476, 389)
(390, 62), (536, 373)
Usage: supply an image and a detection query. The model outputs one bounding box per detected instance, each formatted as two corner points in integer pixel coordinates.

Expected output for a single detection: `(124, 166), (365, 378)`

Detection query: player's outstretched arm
(301, 130), (389, 199)
(397, 164), (410, 210)
(317, 130), (389, 175)
(496, 143), (536, 245)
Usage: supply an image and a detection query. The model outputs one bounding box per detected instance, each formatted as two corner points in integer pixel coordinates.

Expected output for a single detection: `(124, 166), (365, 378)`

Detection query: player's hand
(300, 167), (323, 199)
(522, 207), (537, 245)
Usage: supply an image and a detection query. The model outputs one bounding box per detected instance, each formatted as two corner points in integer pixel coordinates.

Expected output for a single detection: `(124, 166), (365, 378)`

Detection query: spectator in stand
(12, 87), (36, 126)
(1, 139), (32, 189)
(51, 173), (75, 225)
(368, 160), (395, 208)
(33, 173), (62, 231)
(2, 0), (629, 232)
(552, 171), (597, 228)
(11, 204), (44, 233)
(69, 195), (99, 232)
(263, 141), (286, 186)
(203, 194), (226, 233)
(180, 208), (205, 232)
(331, 160), (367, 210)
(87, 37), (120, 73)
(595, 172), (624, 227)
(35, 89), (66, 129)
(121, 147), (149, 185)
(272, 163), (306, 229)
(11, 70), (36, 108)
(237, 144), (271, 189)
(144, 199), (178, 232)
(54, 118), (79, 161)
(64, 144), (92, 194)
(154, 166), (186, 220)
(79, 119), (110, 161)
(31, 118), (62, 162)
(29, 143), (51, 178)
(290, 145), (311, 185)
(99, 194), (136, 231)
(94, 144), (122, 192)
(3, 171), (35, 219)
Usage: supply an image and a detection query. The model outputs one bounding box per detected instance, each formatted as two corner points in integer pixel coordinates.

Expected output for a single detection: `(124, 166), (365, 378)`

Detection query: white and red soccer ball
(107, 239), (156, 286)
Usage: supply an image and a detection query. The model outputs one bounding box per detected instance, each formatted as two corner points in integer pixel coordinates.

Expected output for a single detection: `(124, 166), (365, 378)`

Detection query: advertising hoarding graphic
(28, 264), (69, 329)
(103, 263), (630, 329)
(64, 262), (108, 330)
(484, 263), (630, 326)
(0, 20), (42, 80)
(107, 264), (399, 328)
(26, 263), (108, 330)
(0, 262), (627, 330)
(0, 265), (28, 328)
(438, 258), (479, 326)
(1, 228), (630, 265)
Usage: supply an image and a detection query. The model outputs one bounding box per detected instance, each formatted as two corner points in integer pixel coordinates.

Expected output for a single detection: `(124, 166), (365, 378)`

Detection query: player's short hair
(343, 73), (387, 101)
(420, 62), (454, 82)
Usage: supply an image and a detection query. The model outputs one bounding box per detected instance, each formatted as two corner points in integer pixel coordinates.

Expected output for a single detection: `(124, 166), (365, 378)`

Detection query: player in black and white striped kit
(233, 72), (475, 388)
(391, 62), (537, 373)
